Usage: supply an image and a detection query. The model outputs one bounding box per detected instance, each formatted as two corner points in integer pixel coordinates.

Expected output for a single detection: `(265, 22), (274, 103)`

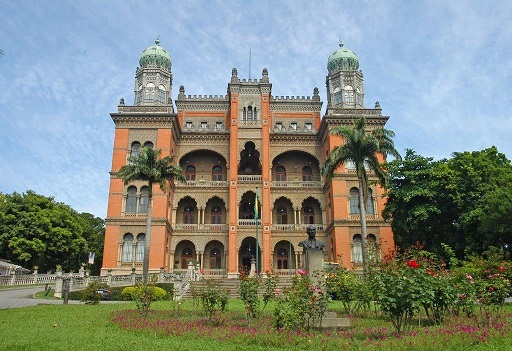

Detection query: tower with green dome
(133, 38), (173, 109)
(325, 40), (365, 112)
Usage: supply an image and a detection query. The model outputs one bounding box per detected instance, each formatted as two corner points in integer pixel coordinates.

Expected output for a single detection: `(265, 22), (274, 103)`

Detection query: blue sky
(1, 1), (511, 218)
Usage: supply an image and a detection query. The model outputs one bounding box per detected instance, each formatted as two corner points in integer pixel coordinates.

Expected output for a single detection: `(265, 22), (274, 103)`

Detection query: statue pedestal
(304, 248), (351, 330)
(304, 248), (324, 288)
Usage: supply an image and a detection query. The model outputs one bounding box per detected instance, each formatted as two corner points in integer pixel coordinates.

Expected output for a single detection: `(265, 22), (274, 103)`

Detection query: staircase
(183, 276), (294, 299)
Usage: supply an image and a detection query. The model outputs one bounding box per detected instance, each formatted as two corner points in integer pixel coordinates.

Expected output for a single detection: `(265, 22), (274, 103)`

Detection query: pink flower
(297, 269), (307, 275)
(274, 288), (282, 295)
(200, 269), (204, 274)
(466, 274), (473, 280)
(406, 260), (419, 269)
(499, 266), (505, 271)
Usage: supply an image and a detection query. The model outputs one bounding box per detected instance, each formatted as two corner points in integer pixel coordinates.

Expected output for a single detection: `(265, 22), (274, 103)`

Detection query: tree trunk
(142, 182), (153, 284)
(358, 177), (368, 272)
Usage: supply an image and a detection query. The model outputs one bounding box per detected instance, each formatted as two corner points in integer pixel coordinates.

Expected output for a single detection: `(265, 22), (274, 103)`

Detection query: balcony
(178, 180), (229, 188)
(271, 180), (322, 188)
(272, 224), (324, 231)
(173, 224), (228, 232)
(238, 175), (262, 183)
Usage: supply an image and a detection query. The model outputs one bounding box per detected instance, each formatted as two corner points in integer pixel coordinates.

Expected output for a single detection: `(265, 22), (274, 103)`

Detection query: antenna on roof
(249, 47), (252, 79)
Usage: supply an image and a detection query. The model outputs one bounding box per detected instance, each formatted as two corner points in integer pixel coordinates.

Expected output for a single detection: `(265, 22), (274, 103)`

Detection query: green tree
(383, 149), (457, 255)
(384, 147), (512, 260)
(448, 147), (512, 257)
(321, 117), (401, 269)
(77, 213), (105, 275)
(117, 147), (184, 283)
(0, 191), (87, 272)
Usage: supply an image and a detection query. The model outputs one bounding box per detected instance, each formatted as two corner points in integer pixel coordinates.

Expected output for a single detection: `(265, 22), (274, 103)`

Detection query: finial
(155, 36), (160, 45)
(339, 38), (344, 48)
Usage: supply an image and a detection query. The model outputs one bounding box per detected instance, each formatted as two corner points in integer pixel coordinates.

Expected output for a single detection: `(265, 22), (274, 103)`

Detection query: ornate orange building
(101, 39), (394, 277)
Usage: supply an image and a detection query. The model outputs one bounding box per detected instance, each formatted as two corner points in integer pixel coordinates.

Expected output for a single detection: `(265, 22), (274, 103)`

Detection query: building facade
(101, 39), (394, 277)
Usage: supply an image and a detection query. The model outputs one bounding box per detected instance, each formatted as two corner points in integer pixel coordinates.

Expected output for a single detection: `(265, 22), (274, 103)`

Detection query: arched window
(181, 248), (193, 269)
(277, 206), (287, 224)
(241, 203), (254, 219)
(275, 166), (286, 181)
(367, 234), (378, 260)
(333, 87), (342, 106)
(130, 141), (141, 158)
(303, 206), (314, 224)
(352, 234), (362, 263)
(143, 141), (154, 149)
(158, 85), (166, 104)
(125, 186), (137, 213)
(210, 247), (221, 269)
(139, 186), (149, 213)
(185, 165), (196, 181)
(136, 85), (143, 104)
(184, 206), (195, 224)
(366, 189), (375, 214)
(247, 106), (253, 121)
(212, 165), (222, 181)
(302, 166), (313, 181)
(356, 87), (362, 106)
(122, 233), (134, 262)
(211, 206), (222, 224)
(277, 248), (288, 269)
(346, 160), (356, 170)
(349, 187), (360, 214)
(344, 85), (354, 104)
(135, 234), (145, 261)
(145, 83), (155, 102)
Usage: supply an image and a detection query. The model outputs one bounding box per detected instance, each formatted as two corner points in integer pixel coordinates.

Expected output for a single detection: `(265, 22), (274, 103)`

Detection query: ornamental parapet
(117, 105), (175, 113)
(176, 180), (229, 188)
(173, 224), (228, 232)
(270, 180), (322, 188)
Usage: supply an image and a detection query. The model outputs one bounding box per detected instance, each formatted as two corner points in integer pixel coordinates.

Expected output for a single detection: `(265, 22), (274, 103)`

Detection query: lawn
(1, 295), (512, 351)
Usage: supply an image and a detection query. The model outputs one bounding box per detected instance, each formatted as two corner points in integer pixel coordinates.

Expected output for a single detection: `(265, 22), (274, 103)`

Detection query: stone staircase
(184, 276), (294, 299)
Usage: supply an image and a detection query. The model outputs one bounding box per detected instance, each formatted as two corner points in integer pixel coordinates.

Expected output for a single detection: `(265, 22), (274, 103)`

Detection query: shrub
(367, 244), (457, 335)
(199, 279), (229, 321)
(273, 270), (328, 332)
(154, 283), (174, 300)
(238, 272), (261, 323)
(80, 280), (109, 304)
(121, 285), (168, 301)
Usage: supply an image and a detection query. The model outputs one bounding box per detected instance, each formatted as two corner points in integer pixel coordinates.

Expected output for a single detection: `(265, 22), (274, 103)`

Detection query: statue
(298, 225), (325, 250)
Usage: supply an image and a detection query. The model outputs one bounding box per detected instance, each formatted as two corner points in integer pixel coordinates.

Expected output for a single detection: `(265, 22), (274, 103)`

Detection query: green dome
(139, 38), (172, 70)
(327, 41), (359, 72)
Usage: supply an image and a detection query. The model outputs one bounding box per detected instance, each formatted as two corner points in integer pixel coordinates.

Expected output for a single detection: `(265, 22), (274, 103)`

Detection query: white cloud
(0, 0), (511, 217)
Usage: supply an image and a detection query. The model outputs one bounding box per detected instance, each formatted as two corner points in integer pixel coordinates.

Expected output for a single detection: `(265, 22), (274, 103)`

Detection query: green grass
(1, 297), (512, 350)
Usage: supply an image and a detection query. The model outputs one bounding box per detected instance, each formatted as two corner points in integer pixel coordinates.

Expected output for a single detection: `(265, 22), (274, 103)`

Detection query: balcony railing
(238, 175), (262, 183)
(123, 213), (148, 219)
(179, 180), (229, 187)
(272, 224), (324, 231)
(238, 219), (261, 226)
(349, 214), (378, 220)
(271, 180), (322, 188)
(173, 224), (228, 232)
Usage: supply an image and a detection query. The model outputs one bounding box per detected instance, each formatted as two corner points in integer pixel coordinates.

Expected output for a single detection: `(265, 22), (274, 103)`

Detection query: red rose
(407, 260), (419, 269)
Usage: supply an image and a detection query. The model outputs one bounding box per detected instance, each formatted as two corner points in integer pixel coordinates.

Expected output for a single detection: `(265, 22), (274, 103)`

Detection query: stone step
(184, 276), (294, 299)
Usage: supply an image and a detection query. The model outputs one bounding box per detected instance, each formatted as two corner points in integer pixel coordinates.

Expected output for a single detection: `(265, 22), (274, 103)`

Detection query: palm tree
(321, 117), (401, 269)
(117, 147), (185, 283)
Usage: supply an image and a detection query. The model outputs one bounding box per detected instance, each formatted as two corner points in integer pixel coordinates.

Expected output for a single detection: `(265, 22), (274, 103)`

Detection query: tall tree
(117, 147), (184, 283)
(0, 191), (87, 272)
(321, 117), (401, 269)
(77, 213), (105, 275)
(384, 147), (512, 260)
(383, 150), (456, 255)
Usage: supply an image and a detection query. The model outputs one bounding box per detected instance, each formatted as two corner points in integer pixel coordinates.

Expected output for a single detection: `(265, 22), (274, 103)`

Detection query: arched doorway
(239, 237), (260, 274)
